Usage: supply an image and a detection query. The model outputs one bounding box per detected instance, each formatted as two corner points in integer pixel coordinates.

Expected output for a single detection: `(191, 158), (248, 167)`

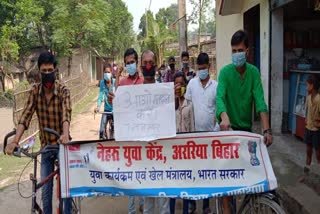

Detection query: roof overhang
(219, 0), (244, 16)
(271, 0), (295, 10)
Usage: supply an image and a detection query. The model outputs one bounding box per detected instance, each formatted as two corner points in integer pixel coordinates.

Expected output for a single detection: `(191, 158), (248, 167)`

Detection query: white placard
(113, 82), (176, 141)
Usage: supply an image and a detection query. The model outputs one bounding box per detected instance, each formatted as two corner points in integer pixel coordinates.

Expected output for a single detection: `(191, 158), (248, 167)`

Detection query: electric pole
(178, 0), (187, 56)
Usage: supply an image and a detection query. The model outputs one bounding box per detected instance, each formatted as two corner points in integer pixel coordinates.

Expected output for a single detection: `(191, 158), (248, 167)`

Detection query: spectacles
(40, 68), (55, 73)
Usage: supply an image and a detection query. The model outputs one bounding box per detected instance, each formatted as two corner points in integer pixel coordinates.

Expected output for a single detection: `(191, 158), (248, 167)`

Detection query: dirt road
(0, 107), (14, 152)
(0, 103), (130, 214)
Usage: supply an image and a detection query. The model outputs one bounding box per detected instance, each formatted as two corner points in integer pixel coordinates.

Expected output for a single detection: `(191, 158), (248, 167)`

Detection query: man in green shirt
(216, 30), (273, 214)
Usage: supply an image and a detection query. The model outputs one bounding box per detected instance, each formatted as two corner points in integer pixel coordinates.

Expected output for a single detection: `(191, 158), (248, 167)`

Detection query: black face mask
(41, 72), (56, 89)
(141, 65), (156, 77)
(169, 64), (175, 71)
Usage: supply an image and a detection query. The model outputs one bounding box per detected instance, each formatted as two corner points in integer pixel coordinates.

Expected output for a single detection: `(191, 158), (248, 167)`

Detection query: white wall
(216, 0), (270, 102)
(216, 0), (243, 73)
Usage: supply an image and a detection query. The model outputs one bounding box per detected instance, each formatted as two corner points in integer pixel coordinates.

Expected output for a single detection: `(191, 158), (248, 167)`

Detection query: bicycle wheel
(239, 195), (286, 214)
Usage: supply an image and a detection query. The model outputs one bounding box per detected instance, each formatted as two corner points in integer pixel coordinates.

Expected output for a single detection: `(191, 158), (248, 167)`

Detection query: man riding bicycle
(5, 51), (72, 214)
(216, 30), (273, 214)
(95, 63), (115, 140)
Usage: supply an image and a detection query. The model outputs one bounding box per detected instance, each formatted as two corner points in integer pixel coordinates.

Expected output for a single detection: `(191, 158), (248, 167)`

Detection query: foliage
(138, 4), (179, 64)
(155, 3), (179, 41)
(0, 0), (44, 61)
(0, 0), (134, 80)
(0, 89), (14, 107)
(189, 0), (214, 53)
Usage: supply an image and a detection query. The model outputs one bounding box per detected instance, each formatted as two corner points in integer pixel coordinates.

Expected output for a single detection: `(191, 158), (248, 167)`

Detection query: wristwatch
(263, 128), (272, 135)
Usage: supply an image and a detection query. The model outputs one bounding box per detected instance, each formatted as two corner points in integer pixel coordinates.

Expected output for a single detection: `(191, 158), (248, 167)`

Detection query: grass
(0, 86), (98, 189)
(0, 138), (40, 188)
(72, 86), (98, 116)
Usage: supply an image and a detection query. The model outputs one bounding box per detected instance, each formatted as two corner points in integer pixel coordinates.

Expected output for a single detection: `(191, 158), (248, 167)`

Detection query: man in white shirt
(184, 52), (218, 213)
(185, 52), (219, 132)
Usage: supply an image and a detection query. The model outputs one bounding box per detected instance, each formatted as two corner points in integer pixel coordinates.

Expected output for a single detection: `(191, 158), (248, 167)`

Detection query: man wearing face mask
(140, 50), (170, 214)
(112, 48), (145, 214)
(164, 55), (178, 82)
(95, 63), (115, 140)
(108, 50), (175, 214)
(184, 52), (219, 214)
(117, 48), (144, 88)
(159, 64), (166, 83)
(216, 30), (272, 214)
(5, 52), (72, 214)
(181, 51), (195, 83)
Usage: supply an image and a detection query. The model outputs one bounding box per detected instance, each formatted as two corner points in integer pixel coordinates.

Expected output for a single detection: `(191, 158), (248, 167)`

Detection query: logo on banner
(248, 141), (260, 166)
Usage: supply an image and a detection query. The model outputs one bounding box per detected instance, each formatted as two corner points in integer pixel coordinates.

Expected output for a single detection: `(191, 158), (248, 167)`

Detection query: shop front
(279, 0), (320, 138)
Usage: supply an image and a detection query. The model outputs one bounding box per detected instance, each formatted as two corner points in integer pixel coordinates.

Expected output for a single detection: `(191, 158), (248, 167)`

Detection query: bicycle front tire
(240, 196), (286, 214)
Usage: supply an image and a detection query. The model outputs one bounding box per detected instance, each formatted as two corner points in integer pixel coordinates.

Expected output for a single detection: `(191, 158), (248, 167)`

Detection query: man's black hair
(124, 48), (138, 64)
(307, 74), (320, 91)
(197, 52), (209, 65)
(181, 51), (189, 59)
(231, 30), (249, 48)
(168, 55), (175, 62)
(103, 63), (112, 71)
(38, 52), (57, 69)
(174, 71), (187, 84)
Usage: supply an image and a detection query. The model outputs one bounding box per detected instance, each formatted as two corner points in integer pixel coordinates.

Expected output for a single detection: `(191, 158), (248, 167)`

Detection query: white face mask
(104, 73), (111, 81)
(160, 69), (166, 76)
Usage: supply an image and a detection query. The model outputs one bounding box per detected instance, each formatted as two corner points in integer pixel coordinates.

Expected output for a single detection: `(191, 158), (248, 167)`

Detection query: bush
(0, 90), (14, 107)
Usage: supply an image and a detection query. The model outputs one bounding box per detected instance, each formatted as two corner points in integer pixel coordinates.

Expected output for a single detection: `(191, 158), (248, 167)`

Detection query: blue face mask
(183, 62), (189, 68)
(104, 73), (111, 81)
(198, 69), (208, 80)
(232, 52), (246, 67)
(126, 63), (137, 76)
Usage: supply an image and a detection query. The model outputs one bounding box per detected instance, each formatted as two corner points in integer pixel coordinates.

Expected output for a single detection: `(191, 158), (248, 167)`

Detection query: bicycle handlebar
(3, 130), (16, 155)
(3, 128), (60, 158)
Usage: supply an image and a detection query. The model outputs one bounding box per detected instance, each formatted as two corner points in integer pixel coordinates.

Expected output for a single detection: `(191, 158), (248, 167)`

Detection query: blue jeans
(41, 150), (72, 214)
(99, 113), (112, 139)
(128, 196), (144, 214)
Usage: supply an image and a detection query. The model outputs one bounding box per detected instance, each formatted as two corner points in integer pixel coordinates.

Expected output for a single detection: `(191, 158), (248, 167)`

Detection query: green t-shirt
(216, 63), (268, 130)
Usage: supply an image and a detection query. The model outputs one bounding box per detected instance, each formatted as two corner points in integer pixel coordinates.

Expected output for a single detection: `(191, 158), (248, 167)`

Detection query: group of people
(95, 30), (273, 214)
(5, 30), (274, 214)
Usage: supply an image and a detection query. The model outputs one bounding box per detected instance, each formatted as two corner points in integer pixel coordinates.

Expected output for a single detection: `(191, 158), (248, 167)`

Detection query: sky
(124, 0), (215, 34)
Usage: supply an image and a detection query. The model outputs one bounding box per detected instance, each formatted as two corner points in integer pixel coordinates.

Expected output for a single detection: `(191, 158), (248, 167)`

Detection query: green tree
(189, 0), (211, 54)
(138, 4), (179, 63)
(155, 3), (179, 42)
(138, 10), (155, 39)
(144, 20), (173, 65)
(107, 0), (135, 58)
(0, 0), (134, 81)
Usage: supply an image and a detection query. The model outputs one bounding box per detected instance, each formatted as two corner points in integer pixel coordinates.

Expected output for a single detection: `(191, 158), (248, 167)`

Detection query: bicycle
(94, 111), (114, 140)
(3, 128), (81, 214)
(213, 191), (286, 214)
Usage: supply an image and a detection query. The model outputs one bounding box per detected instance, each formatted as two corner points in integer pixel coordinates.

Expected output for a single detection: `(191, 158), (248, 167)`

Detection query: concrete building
(216, 0), (320, 136)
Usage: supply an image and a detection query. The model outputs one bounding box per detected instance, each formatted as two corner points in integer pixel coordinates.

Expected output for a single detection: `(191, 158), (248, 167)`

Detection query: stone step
(303, 166), (320, 196)
(279, 183), (320, 214)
